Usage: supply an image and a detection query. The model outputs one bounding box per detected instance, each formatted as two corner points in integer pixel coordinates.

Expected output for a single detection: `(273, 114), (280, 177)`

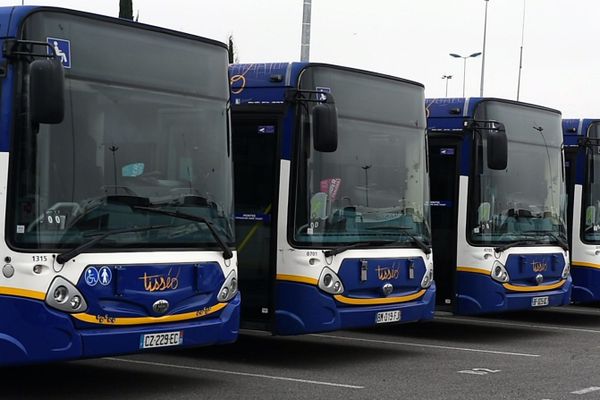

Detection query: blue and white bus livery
(230, 62), (435, 335)
(0, 6), (239, 365)
(563, 118), (600, 303)
(426, 98), (571, 315)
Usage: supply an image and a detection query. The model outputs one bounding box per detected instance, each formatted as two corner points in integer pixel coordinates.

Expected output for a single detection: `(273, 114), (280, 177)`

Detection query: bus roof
(229, 62), (424, 105)
(426, 97), (561, 120)
(0, 6), (226, 48)
(562, 118), (600, 136)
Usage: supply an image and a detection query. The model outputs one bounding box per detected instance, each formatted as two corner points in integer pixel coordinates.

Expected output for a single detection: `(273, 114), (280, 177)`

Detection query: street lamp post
(480, 0), (490, 97)
(442, 75), (453, 97)
(516, 0), (527, 101)
(362, 165), (371, 207)
(449, 52), (482, 98)
(300, 0), (312, 62)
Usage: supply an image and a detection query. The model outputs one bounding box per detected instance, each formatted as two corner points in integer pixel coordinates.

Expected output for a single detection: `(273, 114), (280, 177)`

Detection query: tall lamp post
(449, 52), (482, 98)
(516, 0), (526, 101)
(300, 0), (312, 61)
(480, 0), (490, 97)
(442, 75), (453, 97)
(362, 165), (371, 207)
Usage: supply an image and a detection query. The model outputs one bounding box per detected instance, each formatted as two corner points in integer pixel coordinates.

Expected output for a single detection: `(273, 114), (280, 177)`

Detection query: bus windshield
(8, 11), (234, 250)
(582, 122), (600, 243)
(293, 66), (430, 247)
(470, 101), (567, 245)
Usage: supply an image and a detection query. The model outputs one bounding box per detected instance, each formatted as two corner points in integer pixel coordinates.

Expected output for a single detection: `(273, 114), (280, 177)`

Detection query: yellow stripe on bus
(0, 286), (46, 300)
(572, 261), (600, 270)
(276, 274), (319, 286)
(457, 266), (489, 275)
(71, 302), (228, 326)
(334, 289), (426, 305)
(502, 280), (566, 293)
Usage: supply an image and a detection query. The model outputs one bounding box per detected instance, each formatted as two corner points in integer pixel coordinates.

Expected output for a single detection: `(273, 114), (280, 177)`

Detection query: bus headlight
(491, 261), (510, 283)
(53, 286), (68, 303)
(318, 267), (344, 295)
(45, 276), (88, 313)
(561, 261), (570, 279)
(218, 270), (238, 302)
(421, 264), (434, 288)
(70, 295), (82, 309)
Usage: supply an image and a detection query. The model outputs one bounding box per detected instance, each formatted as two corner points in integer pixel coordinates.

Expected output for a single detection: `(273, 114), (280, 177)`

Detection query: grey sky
(2, 0), (598, 118)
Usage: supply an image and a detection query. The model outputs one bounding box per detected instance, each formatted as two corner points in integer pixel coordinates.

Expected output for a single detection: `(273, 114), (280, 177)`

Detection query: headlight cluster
(561, 261), (570, 279)
(421, 264), (434, 288)
(218, 270), (238, 302)
(318, 267), (344, 295)
(491, 261), (510, 283)
(45, 276), (88, 313)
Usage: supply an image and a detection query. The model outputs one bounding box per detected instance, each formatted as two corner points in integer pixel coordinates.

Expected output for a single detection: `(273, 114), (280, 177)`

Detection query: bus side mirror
(312, 95), (338, 152)
(30, 58), (65, 124)
(487, 126), (508, 170)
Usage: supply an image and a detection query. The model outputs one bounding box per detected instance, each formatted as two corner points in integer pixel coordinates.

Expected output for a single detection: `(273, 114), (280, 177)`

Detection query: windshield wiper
(522, 230), (569, 251)
(56, 203), (234, 264)
(364, 226), (432, 254)
(323, 240), (401, 258)
(133, 206), (233, 259)
(494, 240), (538, 253)
(160, 194), (215, 208)
(56, 224), (173, 264)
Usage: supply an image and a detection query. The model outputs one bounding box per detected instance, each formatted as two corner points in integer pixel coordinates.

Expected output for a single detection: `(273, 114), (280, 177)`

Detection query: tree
(119, 0), (133, 20)
(227, 34), (238, 64)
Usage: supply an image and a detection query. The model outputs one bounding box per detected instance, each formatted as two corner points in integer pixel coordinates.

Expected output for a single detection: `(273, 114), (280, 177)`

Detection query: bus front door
(232, 114), (279, 330)
(428, 140), (460, 309)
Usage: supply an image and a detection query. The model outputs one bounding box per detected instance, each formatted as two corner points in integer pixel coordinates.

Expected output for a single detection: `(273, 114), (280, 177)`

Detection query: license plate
(140, 331), (183, 349)
(376, 310), (401, 324)
(531, 296), (549, 307)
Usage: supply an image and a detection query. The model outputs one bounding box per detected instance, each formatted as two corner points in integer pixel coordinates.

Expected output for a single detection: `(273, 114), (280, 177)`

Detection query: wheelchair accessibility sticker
(85, 267), (99, 286)
(47, 37), (71, 69)
(316, 86), (331, 101)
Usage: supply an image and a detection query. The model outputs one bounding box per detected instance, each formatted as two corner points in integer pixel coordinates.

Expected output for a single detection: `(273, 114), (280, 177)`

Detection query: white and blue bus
(426, 98), (571, 315)
(229, 62), (435, 335)
(0, 6), (239, 365)
(563, 118), (600, 302)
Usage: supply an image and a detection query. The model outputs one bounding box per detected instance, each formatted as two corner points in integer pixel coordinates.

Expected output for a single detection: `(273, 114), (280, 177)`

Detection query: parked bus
(426, 98), (571, 315)
(0, 6), (239, 365)
(563, 118), (600, 302)
(229, 62), (435, 335)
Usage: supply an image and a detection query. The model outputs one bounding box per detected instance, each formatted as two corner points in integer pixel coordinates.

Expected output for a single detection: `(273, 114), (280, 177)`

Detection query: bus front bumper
(0, 293), (240, 366)
(456, 273), (571, 315)
(275, 281), (435, 335)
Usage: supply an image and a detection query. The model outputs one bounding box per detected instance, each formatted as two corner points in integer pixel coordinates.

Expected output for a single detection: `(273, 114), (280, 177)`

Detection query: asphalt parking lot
(5, 305), (600, 400)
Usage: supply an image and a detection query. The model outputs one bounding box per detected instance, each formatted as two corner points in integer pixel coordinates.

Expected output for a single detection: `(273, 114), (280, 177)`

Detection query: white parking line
(571, 387), (600, 395)
(104, 357), (364, 389)
(556, 306), (600, 316)
(435, 316), (600, 334)
(310, 334), (540, 358)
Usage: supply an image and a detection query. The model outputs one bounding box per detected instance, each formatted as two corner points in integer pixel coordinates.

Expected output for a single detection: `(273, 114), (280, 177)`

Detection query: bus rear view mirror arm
(3, 39), (65, 125)
(312, 100), (338, 152)
(466, 119), (508, 170)
(285, 89), (338, 152)
(30, 58), (65, 124)
(487, 129), (508, 170)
